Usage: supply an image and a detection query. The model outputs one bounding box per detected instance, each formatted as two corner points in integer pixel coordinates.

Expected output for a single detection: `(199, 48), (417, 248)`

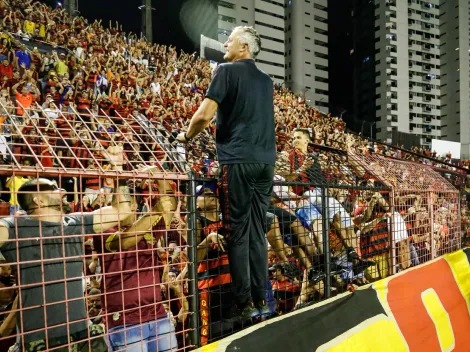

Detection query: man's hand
(102, 145), (124, 168)
(207, 232), (226, 252)
(176, 132), (190, 144)
(136, 163), (163, 175)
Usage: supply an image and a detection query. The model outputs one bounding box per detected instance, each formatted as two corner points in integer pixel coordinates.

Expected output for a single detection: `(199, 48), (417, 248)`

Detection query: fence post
(428, 191), (435, 260)
(321, 187), (331, 298)
(186, 173), (200, 348)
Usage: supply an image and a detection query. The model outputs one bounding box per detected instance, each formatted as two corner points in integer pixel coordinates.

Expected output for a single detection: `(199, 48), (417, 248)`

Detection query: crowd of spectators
(0, 0), (465, 350)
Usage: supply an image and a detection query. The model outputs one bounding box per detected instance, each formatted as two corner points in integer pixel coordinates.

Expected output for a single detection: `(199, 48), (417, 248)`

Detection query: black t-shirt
(205, 59), (276, 165)
(0, 215), (94, 345)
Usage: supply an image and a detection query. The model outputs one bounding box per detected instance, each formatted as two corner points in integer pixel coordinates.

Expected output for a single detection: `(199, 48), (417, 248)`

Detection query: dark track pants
(219, 163), (274, 307)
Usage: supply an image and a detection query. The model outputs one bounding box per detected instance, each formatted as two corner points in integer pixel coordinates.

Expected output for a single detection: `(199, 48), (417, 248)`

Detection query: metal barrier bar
(321, 187), (331, 299)
(186, 174), (200, 347)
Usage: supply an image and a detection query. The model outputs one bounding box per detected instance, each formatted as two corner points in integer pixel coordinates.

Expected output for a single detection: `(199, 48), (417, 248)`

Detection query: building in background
(439, 0), (470, 158)
(353, 0), (442, 146)
(217, 0), (329, 112)
(351, 0), (470, 156)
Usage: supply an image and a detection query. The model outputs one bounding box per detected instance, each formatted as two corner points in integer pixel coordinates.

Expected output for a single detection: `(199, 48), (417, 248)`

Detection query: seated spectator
(269, 263), (299, 313)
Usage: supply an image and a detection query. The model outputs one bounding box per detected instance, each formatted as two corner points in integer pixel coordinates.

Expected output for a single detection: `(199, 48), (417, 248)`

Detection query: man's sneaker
(352, 258), (376, 276)
(239, 304), (257, 320)
(346, 247), (375, 275)
(254, 302), (272, 320)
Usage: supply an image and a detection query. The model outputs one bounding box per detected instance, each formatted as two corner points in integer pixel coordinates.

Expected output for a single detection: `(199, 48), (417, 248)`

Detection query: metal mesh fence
(0, 102), (196, 351)
(0, 102), (463, 351)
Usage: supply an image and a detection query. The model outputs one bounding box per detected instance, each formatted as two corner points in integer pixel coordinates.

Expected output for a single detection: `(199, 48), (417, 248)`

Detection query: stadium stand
(0, 0), (466, 351)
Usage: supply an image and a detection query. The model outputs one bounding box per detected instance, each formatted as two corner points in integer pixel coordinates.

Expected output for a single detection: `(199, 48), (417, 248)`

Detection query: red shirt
(0, 64), (13, 79)
(40, 145), (53, 167)
(93, 217), (167, 329)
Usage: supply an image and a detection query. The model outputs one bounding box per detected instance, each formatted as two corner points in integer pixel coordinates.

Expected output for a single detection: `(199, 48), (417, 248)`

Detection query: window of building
(218, 14), (236, 24)
(270, 74), (284, 80)
(314, 40), (328, 47)
(261, 47), (284, 56)
(255, 59), (284, 68)
(219, 1), (235, 9)
(314, 52), (328, 59)
(260, 0), (285, 8)
(314, 28), (328, 35)
(314, 15), (328, 23)
(315, 76), (329, 83)
(255, 21), (284, 31)
(255, 8), (285, 20)
(260, 34), (284, 44)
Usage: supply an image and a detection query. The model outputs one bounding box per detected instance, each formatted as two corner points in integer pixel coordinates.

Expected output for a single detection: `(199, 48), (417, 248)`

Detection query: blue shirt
(15, 50), (31, 68)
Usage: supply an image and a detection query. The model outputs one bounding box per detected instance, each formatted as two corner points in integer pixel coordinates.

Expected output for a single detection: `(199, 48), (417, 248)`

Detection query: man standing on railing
(0, 146), (131, 352)
(177, 26), (276, 319)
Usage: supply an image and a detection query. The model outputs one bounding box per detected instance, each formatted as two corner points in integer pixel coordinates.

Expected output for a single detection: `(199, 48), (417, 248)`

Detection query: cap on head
(196, 182), (217, 197)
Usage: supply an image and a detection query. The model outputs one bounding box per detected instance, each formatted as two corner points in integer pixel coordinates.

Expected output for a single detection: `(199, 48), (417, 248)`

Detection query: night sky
(328, 0), (354, 123)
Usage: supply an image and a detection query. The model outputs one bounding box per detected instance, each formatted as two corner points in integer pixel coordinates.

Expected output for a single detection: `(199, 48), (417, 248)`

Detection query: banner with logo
(200, 248), (470, 352)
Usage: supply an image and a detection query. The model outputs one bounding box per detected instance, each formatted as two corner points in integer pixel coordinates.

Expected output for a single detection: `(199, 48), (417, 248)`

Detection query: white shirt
(150, 82), (161, 95)
(272, 175), (298, 211)
(303, 189), (350, 222)
(389, 211), (408, 243)
(43, 108), (59, 120)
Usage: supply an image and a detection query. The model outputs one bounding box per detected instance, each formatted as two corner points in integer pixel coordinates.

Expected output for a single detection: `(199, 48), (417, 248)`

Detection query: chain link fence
(0, 103), (462, 351)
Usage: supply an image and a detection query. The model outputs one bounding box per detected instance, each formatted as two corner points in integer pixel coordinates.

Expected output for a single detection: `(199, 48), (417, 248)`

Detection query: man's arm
(91, 146), (131, 232)
(4, 177), (12, 189)
(0, 223), (9, 248)
(171, 282), (189, 323)
(106, 179), (176, 251)
(0, 295), (18, 337)
(176, 98), (217, 142)
(92, 179), (131, 233)
(359, 213), (390, 234)
(11, 81), (21, 95)
(106, 206), (163, 252)
(156, 179), (177, 227)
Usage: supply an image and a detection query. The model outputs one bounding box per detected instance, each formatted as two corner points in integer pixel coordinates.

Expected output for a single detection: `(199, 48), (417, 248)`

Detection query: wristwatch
(184, 132), (192, 142)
